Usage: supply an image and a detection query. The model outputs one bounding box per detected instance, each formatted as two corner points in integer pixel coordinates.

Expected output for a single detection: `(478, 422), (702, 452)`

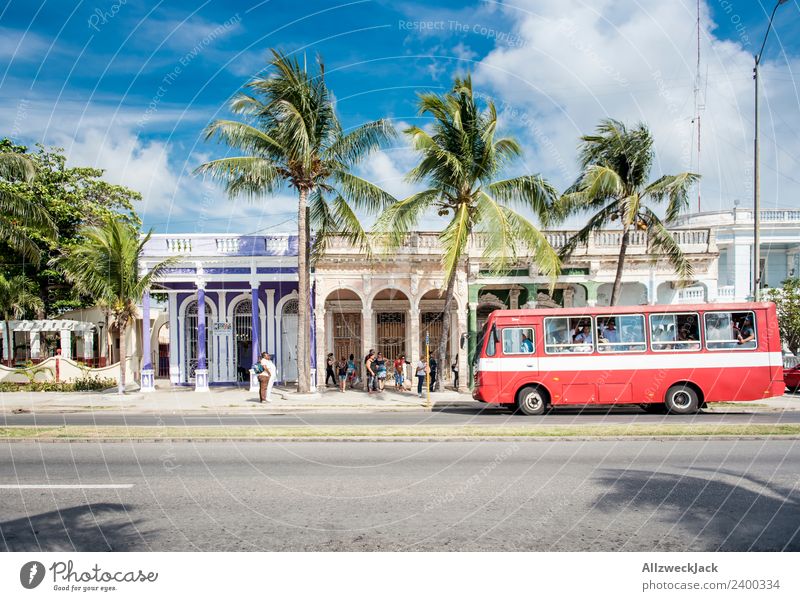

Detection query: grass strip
(1, 424), (799, 440)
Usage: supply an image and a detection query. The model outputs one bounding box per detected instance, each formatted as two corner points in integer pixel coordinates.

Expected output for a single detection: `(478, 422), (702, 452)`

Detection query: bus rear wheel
(516, 386), (547, 416)
(664, 385), (699, 415)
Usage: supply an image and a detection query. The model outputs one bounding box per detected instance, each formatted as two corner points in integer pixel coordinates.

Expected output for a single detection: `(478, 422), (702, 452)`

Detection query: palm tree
(557, 119), (699, 306)
(52, 217), (175, 394)
(196, 50), (395, 392)
(0, 274), (44, 366)
(0, 148), (57, 263)
(375, 76), (560, 391)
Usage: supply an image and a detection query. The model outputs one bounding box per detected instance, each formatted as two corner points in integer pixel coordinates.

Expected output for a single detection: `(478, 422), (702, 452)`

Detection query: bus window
(649, 313), (701, 351)
(705, 311), (757, 350)
(485, 324), (497, 357)
(502, 328), (535, 354)
(597, 314), (646, 352)
(544, 317), (593, 354)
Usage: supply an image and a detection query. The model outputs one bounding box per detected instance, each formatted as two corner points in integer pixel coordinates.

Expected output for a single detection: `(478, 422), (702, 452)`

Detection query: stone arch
(180, 295), (218, 384)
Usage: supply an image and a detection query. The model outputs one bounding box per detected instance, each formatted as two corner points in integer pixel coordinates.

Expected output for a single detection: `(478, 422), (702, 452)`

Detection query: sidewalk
(0, 383), (480, 414)
(0, 384), (797, 415)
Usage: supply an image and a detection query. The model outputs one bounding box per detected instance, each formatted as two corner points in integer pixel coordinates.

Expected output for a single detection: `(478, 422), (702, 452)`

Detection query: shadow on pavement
(593, 469), (800, 551)
(1, 503), (148, 551)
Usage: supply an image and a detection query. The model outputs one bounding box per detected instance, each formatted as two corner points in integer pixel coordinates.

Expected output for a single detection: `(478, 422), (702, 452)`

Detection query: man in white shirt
(264, 353), (277, 402)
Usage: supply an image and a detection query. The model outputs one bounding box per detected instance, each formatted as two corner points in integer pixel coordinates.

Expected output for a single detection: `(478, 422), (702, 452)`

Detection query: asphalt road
(2, 408), (800, 426)
(1, 440), (798, 551)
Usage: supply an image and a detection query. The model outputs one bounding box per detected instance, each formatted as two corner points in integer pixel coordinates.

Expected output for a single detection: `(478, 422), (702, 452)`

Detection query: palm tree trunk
(118, 321), (127, 395)
(436, 267), (458, 392)
(296, 187), (310, 393)
(610, 225), (630, 306)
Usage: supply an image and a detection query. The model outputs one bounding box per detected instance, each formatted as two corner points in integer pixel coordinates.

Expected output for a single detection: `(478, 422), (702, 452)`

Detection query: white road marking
(0, 484), (134, 489)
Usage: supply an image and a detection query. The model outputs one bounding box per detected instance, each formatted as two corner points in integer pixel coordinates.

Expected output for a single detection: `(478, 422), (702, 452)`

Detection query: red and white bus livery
(472, 302), (785, 415)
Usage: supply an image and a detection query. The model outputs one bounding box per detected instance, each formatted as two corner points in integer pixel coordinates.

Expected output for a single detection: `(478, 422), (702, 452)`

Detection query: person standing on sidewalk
(451, 354), (459, 390)
(264, 352), (277, 402)
(365, 350), (377, 393)
(257, 352), (272, 403)
(415, 355), (429, 398)
(325, 353), (336, 387)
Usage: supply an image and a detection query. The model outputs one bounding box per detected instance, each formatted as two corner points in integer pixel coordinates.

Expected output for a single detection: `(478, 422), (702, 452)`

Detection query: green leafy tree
(556, 119), (699, 305)
(375, 76), (560, 391)
(52, 218), (175, 394)
(0, 140), (141, 314)
(0, 141), (57, 264)
(0, 274), (44, 366)
(196, 50), (395, 392)
(766, 278), (800, 356)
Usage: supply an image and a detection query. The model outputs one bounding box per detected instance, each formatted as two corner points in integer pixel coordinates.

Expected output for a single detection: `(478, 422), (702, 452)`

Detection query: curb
(3, 435), (800, 443)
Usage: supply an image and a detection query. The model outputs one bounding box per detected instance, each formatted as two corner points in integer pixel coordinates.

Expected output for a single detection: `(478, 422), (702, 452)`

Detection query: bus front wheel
(516, 386), (547, 416)
(664, 385), (699, 415)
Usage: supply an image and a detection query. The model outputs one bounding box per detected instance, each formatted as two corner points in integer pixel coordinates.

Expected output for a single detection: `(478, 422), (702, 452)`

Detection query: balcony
(143, 234), (298, 258)
(670, 209), (800, 228)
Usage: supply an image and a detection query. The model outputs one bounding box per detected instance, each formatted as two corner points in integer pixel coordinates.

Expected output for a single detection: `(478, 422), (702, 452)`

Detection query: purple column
(142, 290), (152, 371)
(197, 287), (207, 370)
(309, 281), (316, 371)
(251, 285), (260, 364)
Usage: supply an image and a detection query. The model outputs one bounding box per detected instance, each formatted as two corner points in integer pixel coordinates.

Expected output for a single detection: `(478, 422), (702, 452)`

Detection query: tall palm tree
(0, 149), (57, 263)
(557, 119), (700, 305)
(196, 50), (395, 392)
(376, 76), (560, 391)
(0, 274), (44, 366)
(52, 217), (175, 394)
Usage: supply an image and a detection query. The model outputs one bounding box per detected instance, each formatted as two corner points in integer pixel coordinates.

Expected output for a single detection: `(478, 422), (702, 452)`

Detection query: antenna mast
(693, 0), (704, 212)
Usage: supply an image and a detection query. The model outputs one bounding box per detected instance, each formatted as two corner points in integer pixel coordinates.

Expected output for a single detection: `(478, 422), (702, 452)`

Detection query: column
(449, 309), (459, 389)
(30, 331), (41, 359)
(467, 302), (477, 387)
(168, 292), (180, 385)
(140, 290), (155, 392)
(732, 237), (752, 301)
(314, 306), (325, 390)
(583, 281), (601, 307)
(83, 330), (94, 363)
(249, 282), (260, 392)
(59, 330), (71, 359)
(409, 308), (420, 367)
(309, 281), (317, 391)
(195, 282), (209, 392)
(509, 288), (520, 310)
(266, 289), (276, 353)
(2, 323), (9, 364)
(361, 307), (373, 391)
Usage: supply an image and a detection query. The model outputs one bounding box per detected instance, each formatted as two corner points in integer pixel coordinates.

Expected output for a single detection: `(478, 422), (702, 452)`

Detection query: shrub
(0, 377), (116, 392)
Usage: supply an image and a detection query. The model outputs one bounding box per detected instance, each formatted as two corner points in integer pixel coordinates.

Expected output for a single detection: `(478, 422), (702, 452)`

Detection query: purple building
(140, 233), (311, 390)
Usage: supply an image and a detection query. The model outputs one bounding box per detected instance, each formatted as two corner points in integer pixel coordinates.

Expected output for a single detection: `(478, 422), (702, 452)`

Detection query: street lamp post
(753, 0), (789, 300)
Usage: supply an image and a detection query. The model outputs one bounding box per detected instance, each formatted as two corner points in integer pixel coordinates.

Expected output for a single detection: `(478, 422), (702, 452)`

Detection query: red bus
(472, 302), (785, 415)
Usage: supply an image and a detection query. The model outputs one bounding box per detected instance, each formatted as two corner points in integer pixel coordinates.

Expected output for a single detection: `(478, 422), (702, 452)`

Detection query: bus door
(543, 315), (596, 404)
(594, 313), (649, 404)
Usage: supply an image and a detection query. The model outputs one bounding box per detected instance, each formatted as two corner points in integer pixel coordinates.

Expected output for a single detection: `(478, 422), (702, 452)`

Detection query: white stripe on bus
(476, 351), (782, 373)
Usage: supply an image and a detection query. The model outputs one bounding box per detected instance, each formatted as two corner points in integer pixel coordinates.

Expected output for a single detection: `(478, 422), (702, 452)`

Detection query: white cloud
(473, 0), (800, 215)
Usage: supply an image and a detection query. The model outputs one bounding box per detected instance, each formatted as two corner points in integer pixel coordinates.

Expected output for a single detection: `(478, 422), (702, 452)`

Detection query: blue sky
(1, 0), (798, 234)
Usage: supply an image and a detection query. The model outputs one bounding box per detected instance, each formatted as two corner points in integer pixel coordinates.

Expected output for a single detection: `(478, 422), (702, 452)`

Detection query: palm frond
(194, 157), (281, 198)
(641, 207), (694, 283)
(643, 172), (699, 223)
(557, 199), (624, 260)
(325, 120), (397, 166)
(488, 174), (558, 224)
(372, 188), (438, 252)
(331, 170), (397, 212)
(439, 202), (472, 284)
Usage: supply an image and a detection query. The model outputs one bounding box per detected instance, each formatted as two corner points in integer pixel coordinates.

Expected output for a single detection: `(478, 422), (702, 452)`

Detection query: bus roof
(486, 301), (774, 320)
